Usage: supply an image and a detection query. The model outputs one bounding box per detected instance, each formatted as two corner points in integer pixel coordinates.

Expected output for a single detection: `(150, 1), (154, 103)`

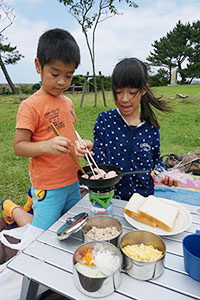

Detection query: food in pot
(104, 171), (118, 179)
(90, 174), (102, 180)
(81, 174), (89, 179)
(75, 262), (106, 278)
(94, 168), (107, 176)
(81, 168), (117, 180)
(122, 243), (163, 262)
(86, 226), (120, 241)
(75, 244), (121, 278)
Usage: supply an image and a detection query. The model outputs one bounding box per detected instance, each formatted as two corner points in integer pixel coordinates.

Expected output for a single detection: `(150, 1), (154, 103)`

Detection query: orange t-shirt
(16, 91), (79, 189)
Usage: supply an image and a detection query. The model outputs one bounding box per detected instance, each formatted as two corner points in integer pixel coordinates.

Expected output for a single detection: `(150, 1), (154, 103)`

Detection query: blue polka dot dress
(93, 109), (166, 200)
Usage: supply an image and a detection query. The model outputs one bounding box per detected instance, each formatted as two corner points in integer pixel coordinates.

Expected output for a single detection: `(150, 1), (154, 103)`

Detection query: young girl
(93, 57), (177, 200)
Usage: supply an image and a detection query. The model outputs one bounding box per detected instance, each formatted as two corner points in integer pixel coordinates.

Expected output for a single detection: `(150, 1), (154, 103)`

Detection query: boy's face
(35, 58), (76, 97)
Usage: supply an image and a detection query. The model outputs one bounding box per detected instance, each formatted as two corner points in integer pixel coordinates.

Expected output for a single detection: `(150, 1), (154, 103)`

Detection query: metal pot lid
(57, 212), (88, 240)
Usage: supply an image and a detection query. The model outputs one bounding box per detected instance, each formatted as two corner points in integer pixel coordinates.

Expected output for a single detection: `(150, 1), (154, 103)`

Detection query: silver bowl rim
(82, 215), (122, 242)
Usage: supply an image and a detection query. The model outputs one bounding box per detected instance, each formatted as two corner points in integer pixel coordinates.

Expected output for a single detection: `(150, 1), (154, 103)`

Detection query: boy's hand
(45, 136), (72, 154)
(74, 139), (94, 157)
(161, 175), (178, 187)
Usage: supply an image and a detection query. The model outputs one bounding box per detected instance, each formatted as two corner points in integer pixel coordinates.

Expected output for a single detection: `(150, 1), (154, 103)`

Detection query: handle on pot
(119, 169), (150, 177)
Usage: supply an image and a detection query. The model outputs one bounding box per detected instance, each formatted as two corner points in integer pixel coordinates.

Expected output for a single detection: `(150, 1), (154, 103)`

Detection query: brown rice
(86, 226), (120, 241)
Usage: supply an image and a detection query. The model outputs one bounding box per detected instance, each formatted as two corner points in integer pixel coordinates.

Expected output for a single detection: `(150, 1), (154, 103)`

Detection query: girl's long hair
(111, 57), (171, 128)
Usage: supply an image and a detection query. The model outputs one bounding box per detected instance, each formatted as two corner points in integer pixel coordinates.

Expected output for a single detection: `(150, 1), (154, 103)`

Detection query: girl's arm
(93, 115), (108, 164)
(14, 128), (72, 157)
(153, 130), (178, 187)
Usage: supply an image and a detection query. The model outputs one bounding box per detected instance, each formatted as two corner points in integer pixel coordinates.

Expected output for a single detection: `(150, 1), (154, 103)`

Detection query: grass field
(0, 84), (200, 214)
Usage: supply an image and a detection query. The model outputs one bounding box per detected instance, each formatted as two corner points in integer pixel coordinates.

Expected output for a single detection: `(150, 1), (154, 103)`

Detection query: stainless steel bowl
(82, 215), (122, 247)
(120, 230), (166, 280)
(73, 241), (122, 297)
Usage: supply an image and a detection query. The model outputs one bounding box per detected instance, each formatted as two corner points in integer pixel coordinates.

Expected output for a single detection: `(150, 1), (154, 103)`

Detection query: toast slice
(138, 195), (180, 232)
(123, 193), (157, 227)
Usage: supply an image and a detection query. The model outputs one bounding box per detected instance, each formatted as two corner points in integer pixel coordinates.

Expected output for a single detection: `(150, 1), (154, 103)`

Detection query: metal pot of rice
(73, 241), (122, 297)
(82, 215), (122, 247)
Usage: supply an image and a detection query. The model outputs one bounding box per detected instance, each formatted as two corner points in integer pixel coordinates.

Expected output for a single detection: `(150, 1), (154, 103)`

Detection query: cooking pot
(83, 215), (122, 247)
(120, 230), (166, 280)
(73, 241), (122, 297)
(78, 164), (149, 189)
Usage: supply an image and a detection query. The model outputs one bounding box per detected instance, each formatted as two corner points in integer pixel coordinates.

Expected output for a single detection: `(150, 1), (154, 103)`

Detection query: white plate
(124, 198), (192, 236)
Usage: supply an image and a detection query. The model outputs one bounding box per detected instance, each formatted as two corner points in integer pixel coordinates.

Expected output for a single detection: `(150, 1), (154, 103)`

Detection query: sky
(1, 0), (200, 84)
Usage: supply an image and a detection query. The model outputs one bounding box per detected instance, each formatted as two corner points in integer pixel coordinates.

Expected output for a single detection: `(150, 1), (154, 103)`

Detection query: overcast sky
(1, 0), (200, 83)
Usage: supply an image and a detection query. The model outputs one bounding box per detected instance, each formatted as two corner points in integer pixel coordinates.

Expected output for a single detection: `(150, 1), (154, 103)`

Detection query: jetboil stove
(78, 163), (148, 216)
(88, 186), (115, 216)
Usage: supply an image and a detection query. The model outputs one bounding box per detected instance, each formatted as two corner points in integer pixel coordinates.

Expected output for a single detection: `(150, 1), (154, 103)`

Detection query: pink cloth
(154, 175), (200, 191)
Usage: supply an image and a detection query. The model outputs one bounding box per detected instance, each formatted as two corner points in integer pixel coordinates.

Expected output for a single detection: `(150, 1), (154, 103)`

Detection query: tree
(148, 68), (169, 87)
(0, 35), (24, 94)
(0, 1), (23, 94)
(0, 0), (15, 33)
(58, 0), (138, 106)
(146, 36), (176, 81)
(186, 20), (200, 82)
(147, 20), (200, 84)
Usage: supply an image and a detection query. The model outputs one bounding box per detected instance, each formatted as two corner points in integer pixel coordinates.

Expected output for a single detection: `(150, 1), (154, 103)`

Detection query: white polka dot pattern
(93, 109), (166, 200)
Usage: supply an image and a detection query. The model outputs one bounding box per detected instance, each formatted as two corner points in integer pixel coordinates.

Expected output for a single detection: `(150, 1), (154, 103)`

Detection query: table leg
(20, 276), (39, 300)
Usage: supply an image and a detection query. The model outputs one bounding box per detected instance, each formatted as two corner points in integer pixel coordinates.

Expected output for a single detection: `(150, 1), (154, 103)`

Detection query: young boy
(1, 28), (93, 230)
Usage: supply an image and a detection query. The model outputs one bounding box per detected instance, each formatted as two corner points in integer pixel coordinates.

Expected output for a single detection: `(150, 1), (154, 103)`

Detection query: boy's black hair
(37, 28), (80, 68)
(111, 57), (171, 128)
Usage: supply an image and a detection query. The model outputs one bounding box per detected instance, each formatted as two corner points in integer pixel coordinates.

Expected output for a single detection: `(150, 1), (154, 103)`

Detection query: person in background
(1, 28), (93, 229)
(93, 57), (178, 200)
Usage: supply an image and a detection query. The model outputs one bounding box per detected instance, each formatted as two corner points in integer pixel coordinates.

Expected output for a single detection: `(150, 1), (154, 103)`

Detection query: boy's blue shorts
(31, 181), (81, 230)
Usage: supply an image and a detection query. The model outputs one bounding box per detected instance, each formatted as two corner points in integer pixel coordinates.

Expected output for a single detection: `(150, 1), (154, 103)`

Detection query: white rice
(92, 244), (121, 276)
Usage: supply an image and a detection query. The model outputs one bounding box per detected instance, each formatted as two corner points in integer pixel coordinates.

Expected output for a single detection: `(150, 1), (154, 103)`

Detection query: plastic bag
(155, 168), (199, 187)
(0, 224), (43, 300)
(162, 152), (200, 175)
(0, 223), (40, 252)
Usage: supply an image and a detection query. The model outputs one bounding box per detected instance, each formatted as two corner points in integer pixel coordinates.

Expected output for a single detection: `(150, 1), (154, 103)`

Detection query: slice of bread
(138, 195), (180, 232)
(123, 193), (157, 227)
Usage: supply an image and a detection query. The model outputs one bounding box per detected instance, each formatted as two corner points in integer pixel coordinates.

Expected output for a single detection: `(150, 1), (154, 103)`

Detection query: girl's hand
(44, 136), (72, 154)
(161, 175), (178, 187)
(74, 139), (94, 157)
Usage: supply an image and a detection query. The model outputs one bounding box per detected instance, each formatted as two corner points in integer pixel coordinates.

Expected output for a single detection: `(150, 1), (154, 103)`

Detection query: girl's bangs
(112, 61), (145, 91)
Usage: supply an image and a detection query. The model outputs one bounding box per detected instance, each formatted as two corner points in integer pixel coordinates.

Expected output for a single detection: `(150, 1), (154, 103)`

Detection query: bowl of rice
(73, 241), (122, 297)
(120, 230), (166, 280)
(82, 215), (122, 247)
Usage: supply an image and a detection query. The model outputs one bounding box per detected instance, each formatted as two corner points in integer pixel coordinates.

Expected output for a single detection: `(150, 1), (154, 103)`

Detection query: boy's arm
(14, 128), (72, 157)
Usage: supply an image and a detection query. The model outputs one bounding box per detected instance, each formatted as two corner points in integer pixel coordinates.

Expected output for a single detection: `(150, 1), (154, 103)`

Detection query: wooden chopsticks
(50, 123), (86, 175)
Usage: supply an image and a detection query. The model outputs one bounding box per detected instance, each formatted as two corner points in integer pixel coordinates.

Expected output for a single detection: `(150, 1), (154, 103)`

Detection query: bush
(71, 75), (111, 92)
(148, 69), (169, 87)
(18, 84), (32, 94)
(0, 86), (12, 95)
(32, 82), (41, 93)
(72, 75), (85, 86)
(88, 75), (111, 92)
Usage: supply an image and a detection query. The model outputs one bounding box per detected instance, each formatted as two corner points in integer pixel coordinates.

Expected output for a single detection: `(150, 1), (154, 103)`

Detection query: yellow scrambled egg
(122, 243), (163, 262)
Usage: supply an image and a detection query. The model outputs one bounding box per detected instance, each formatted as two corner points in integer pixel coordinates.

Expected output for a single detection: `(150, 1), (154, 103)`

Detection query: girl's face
(115, 87), (146, 123)
(35, 58), (76, 97)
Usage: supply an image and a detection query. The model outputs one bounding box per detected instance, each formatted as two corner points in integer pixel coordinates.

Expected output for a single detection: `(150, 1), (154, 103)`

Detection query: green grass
(0, 85), (200, 216)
